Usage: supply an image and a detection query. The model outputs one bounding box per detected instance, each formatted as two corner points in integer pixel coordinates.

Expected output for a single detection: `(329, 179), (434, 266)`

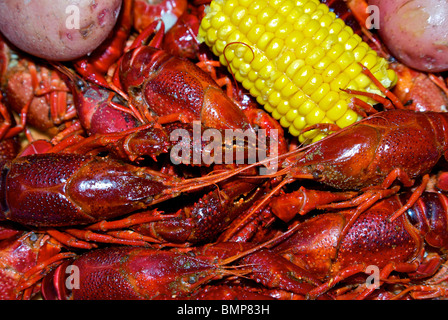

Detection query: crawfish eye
(405, 206), (418, 226)
(29, 232), (38, 242)
(76, 79), (86, 91)
(312, 171), (321, 179)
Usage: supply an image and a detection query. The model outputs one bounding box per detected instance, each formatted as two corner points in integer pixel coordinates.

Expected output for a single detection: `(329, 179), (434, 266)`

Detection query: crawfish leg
(392, 285), (448, 300)
(63, 229), (151, 247)
(388, 174), (430, 222)
(240, 249), (327, 297)
(86, 210), (178, 231)
(307, 260), (420, 300)
(45, 229), (97, 250)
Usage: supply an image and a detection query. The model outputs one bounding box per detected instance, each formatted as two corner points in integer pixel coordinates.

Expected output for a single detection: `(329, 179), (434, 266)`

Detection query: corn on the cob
(198, 0), (397, 142)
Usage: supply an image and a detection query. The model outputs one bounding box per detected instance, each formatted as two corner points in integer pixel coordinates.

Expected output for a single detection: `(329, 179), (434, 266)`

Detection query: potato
(368, 0), (448, 72)
(0, 0), (122, 61)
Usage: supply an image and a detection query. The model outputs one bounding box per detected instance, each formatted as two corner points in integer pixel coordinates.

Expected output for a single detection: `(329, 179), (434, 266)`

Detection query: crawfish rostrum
(1, 0), (448, 301)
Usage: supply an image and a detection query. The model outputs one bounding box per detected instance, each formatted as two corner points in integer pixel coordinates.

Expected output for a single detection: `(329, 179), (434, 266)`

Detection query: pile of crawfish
(2, 0), (448, 300)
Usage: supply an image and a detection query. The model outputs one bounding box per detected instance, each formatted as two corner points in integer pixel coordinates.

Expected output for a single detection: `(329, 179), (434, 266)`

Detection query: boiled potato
(369, 0), (448, 72)
(0, 0), (122, 61)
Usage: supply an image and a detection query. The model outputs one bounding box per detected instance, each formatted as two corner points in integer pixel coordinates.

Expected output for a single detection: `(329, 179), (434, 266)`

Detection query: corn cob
(198, 0), (397, 142)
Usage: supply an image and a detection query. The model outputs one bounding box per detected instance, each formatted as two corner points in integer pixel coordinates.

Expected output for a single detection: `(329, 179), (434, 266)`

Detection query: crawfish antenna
(222, 41), (255, 94)
(49, 62), (87, 94)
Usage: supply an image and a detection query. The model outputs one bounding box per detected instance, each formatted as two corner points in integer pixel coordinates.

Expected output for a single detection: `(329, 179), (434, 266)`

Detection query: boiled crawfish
(37, 242), (324, 300)
(271, 189), (448, 299)
(0, 152), (239, 228)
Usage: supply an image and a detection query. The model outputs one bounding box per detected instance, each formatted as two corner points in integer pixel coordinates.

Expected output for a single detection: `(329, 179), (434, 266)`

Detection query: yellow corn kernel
(285, 108), (299, 122)
(275, 0), (293, 13)
(273, 74), (288, 91)
(285, 59), (305, 78)
(247, 0), (267, 15)
(285, 30), (305, 48)
(314, 56), (333, 72)
(258, 6), (276, 25)
(354, 73), (371, 89)
(298, 99), (317, 116)
(322, 62), (341, 82)
(336, 109), (358, 128)
(361, 53), (378, 70)
(330, 73), (351, 92)
(264, 103), (274, 113)
(279, 116), (291, 128)
(277, 100), (290, 115)
(300, 128), (319, 143)
(266, 13), (285, 32)
(311, 83), (330, 103)
(326, 100), (348, 121)
(239, 15), (256, 34)
(312, 27), (329, 45)
(257, 32), (275, 51)
(303, 19), (321, 38)
(259, 61), (275, 79)
(251, 53), (268, 71)
(288, 125), (301, 137)
(388, 69), (398, 87)
(302, 74), (323, 96)
(199, 0), (396, 142)
(223, 0), (238, 16)
(290, 90), (307, 108)
(319, 91), (339, 111)
(268, 91), (281, 106)
(217, 24), (234, 40)
(247, 69), (258, 82)
(345, 61), (363, 79)
(311, 131), (328, 143)
(305, 46), (325, 66)
(276, 50), (295, 72)
(328, 19), (344, 35)
(327, 42), (345, 61)
(275, 21), (293, 39)
(286, 7), (304, 25)
(292, 115), (307, 131)
(294, 12), (311, 31)
(336, 51), (355, 71)
(306, 106), (325, 125)
(265, 38), (284, 60)
(247, 24), (265, 43)
(280, 82), (298, 98)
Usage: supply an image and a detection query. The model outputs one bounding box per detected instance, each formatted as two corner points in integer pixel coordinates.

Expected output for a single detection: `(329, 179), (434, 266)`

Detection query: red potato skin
(369, 0), (448, 72)
(0, 0), (122, 61)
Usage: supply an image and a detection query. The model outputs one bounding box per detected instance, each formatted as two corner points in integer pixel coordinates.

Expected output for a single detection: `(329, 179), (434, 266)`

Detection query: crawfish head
(289, 110), (448, 190)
